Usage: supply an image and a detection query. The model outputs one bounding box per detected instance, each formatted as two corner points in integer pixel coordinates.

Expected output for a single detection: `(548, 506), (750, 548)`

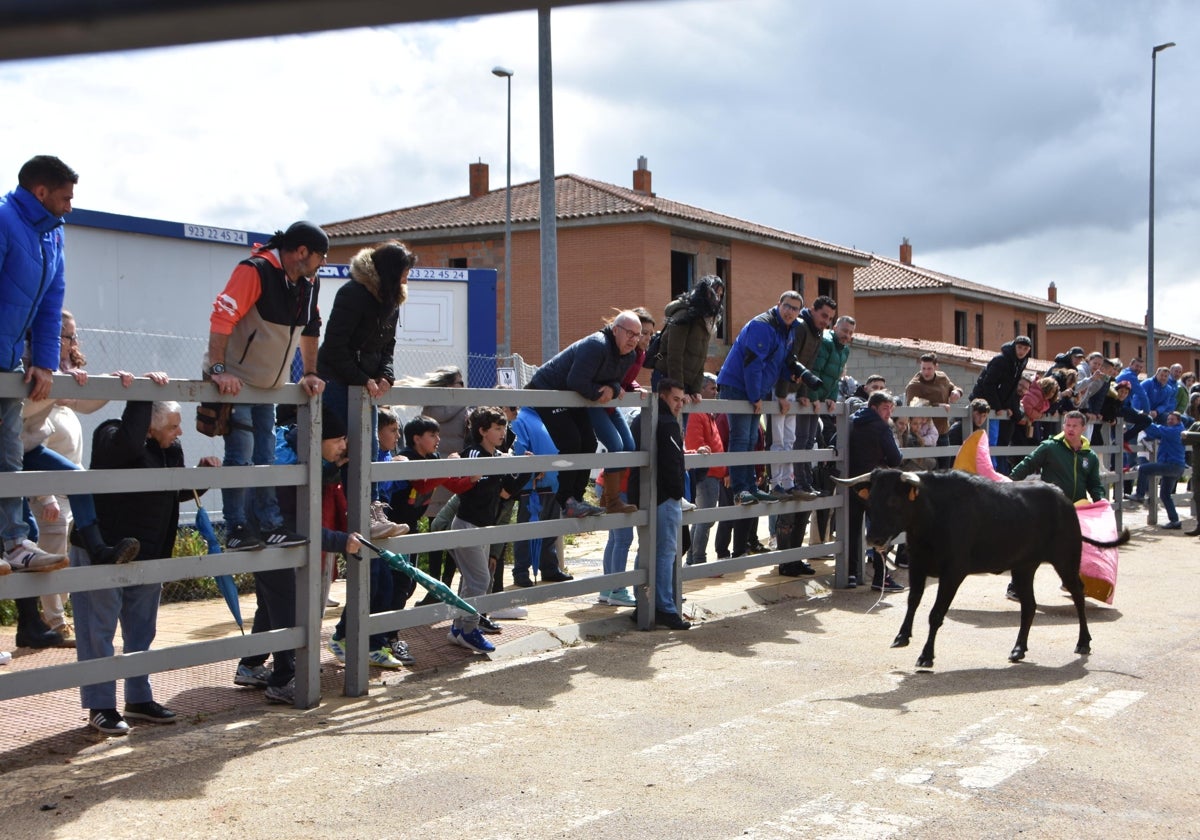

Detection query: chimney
(469, 161), (489, 198)
(1048, 281), (1057, 303)
(899, 237), (913, 265)
(632, 155), (653, 195)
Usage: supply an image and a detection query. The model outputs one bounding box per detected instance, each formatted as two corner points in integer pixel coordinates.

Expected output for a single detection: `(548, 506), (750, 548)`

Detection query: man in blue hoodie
(1126, 411), (1188, 529)
(0, 155), (77, 574)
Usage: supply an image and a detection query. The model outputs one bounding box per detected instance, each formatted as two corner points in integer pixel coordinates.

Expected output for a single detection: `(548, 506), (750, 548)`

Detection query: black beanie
(278, 220), (329, 254)
(321, 407), (347, 441)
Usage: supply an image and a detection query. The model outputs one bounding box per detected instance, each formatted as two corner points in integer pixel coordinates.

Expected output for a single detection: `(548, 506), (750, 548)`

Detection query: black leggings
(535, 406), (597, 506)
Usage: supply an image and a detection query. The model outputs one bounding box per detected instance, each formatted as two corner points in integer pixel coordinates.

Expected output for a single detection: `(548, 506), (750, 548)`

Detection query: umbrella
(358, 536), (479, 617)
(526, 488), (543, 581)
(193, 491), (244, 632)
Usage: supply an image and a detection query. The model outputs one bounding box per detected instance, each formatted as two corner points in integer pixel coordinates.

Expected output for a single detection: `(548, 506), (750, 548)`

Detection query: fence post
(634, 397), (658, 630)
(295, 397), (324, 708)
(834, 403), (852, 588)
(343, 386), (373, 697)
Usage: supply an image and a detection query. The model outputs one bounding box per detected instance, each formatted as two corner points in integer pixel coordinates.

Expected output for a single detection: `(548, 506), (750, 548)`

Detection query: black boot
(72, 522), (140, 565)
(15, 597), (63, 648)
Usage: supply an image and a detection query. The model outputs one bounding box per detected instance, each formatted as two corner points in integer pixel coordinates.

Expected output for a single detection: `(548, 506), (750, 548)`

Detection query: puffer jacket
(807, 331), (850, 402)
(970, 341), (1029, 412)
(0, 187), (66, 372)
(317, 248), (402, 386)
(717, 306), (795, 402)
(527, 326), (634, 400)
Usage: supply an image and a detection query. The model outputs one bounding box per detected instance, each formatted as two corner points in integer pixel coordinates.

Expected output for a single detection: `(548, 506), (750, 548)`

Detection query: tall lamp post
(492, 65), (514, 359)
(1146, 41), (1174, 373)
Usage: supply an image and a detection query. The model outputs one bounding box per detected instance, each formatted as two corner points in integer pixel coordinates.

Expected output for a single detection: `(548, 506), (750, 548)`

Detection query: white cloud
(1, 0), (1197, 340)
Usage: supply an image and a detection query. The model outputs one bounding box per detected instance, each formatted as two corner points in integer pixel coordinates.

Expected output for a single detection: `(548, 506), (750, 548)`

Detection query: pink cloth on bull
(1076, 498), (1118, 604)
(952, 430), (1011, 483)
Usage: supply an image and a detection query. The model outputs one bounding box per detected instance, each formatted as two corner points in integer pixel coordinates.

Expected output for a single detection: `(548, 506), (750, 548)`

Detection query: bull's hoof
(915, 655), (933, 668)
(1009, 647), (1026, 662)
(891, 635), (910, 648)
(1075, 643), (1091, 655)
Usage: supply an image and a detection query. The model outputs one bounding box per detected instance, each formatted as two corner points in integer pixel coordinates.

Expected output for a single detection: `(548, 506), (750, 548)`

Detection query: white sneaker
(0, 650), (11, 666)
(680, 499), (697, 511)
(489, 605), (528, 619)
(4, 540), (67, 572)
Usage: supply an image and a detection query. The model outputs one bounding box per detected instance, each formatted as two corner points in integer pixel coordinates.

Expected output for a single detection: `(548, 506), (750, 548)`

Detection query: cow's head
(832, 468), (922, 548)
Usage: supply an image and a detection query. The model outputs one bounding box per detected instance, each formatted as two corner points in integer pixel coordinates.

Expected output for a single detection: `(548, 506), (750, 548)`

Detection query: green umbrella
(357, 536), (480, 617)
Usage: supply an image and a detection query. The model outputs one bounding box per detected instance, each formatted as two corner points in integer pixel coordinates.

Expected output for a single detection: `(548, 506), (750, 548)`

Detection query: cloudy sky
(2, 0), (1197, 341)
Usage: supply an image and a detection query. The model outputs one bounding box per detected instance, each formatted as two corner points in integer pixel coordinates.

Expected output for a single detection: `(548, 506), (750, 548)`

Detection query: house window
(716, 259), (731, 341)
(818, 277), (837, 301)
(1013, 319), (1020, 339)
(954, 311), (968, 346)
(1026, 323), (1037, 356)
(670, 251), (694, 299)
(792, 272), (804, 299)
(448, 257), (467, 268)
(975, 313), (984, 349)
(1115, 341), (1121, 359)
(1103, 341), (1111, 358)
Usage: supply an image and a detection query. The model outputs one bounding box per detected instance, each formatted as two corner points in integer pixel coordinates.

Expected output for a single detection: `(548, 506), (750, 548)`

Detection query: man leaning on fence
(0, 155), (77, 574)
(204, 221), (327, 551)
(74, 399), (220, 735)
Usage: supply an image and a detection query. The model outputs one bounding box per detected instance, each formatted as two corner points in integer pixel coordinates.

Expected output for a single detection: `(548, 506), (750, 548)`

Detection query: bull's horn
(900, 471), (922, 487)
(831, 473), (874, 486)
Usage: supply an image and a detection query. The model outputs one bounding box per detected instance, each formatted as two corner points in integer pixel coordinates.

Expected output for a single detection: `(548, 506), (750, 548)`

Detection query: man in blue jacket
(0, 155), (77, 574)
(717, 290), (809, 507)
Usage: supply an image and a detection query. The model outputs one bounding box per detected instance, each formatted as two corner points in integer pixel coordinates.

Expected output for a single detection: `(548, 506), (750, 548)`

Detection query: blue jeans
(1136, 462), (1187, 521)
(222, 403), (284, 531)
(69, 546), (162, 709)
(587, 406), (635, 453)
(655, 499), (682, 613)
(22, 444), (101, 529)
(686, 475), (720, 564)
(720, 384), (758, 495)
(1, 393), (29, 547)
(603, 492), (634, 577)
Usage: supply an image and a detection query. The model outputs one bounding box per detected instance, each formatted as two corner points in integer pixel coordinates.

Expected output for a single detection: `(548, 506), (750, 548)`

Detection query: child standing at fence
(443, 407), (530, 654)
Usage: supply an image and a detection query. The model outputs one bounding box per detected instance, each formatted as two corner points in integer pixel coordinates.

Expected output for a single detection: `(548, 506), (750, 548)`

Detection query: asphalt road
(3, 525), (1197, 840)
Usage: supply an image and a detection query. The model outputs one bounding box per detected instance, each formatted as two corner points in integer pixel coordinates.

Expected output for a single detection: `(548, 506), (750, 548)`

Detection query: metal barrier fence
(2, 374), (1137, 707)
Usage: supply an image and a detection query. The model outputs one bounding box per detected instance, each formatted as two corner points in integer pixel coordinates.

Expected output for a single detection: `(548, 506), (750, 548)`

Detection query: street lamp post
(492, 66), (514, 359)
(1147, 41), (1174, 373)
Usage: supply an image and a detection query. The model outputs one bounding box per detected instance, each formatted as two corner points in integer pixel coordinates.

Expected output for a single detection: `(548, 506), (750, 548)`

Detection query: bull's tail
(1082, 528), (1131, 549)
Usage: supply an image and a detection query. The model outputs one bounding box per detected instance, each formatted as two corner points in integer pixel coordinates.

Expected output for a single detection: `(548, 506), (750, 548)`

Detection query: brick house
(1045, 286), (1200, 375)
(322, 160), (870, 364)
(852, 241), (1055, 358)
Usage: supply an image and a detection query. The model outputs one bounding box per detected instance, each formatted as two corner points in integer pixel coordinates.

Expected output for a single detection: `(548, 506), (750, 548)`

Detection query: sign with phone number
(183, 224), (248, 245)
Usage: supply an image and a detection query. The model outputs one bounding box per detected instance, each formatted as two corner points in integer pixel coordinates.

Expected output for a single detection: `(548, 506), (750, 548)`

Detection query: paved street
(1, 510), (1198, 839)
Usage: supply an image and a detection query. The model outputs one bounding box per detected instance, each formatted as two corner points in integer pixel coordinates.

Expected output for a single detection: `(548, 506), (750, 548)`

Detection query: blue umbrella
(527, 488), (544, 580)
(193, 491), (244, 633)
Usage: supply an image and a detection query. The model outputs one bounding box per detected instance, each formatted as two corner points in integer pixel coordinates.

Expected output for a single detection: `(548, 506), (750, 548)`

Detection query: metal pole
(538, 5), (559, 362)
(492, 67), (514, 358)
(1147, 41), (1175, 373)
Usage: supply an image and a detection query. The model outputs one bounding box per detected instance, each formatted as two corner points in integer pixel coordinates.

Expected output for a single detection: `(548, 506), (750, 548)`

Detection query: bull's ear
(908, 486), (919, 502)
(856, 487), (870, 501)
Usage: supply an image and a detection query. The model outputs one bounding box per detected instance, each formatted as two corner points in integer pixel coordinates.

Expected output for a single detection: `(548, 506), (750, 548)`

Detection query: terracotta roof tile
(323, 174), (871, 262)
(854, 255), (1056, 311)
(1046, 302), (1144, 331)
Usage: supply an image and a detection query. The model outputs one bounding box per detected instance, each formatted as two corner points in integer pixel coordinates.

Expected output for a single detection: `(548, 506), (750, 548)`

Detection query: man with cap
(1047, 345), (1086, 375)
(204, 221), (327, 551)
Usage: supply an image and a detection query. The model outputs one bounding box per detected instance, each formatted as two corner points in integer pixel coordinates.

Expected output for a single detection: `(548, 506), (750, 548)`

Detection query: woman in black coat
(317, 240), (416, 447)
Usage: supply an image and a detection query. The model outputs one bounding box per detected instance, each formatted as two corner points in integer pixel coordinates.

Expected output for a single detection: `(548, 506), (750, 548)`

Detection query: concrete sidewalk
(0, 532), (817, 768)
(0, 500), (1180, 770)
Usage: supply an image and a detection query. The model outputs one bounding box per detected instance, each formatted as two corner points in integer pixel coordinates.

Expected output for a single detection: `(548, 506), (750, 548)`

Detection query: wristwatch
(208, 362), (226, 376)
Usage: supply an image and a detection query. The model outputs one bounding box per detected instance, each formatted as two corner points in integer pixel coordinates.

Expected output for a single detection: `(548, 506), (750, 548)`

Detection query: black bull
(836, 469), (1130, 668)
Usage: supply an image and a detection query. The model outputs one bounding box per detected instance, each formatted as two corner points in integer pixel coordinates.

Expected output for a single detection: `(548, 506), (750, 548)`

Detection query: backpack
(642, 329), (664, 370)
